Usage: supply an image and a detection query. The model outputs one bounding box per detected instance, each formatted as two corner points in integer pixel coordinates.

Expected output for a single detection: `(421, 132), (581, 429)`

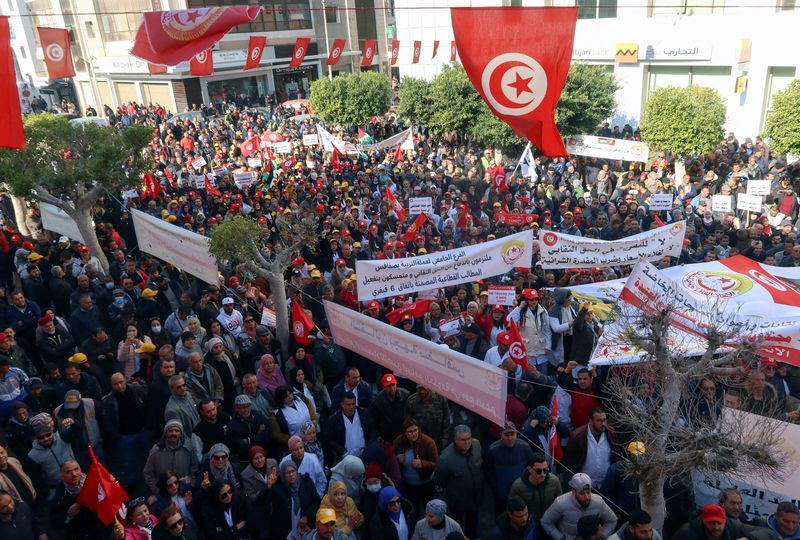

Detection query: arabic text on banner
(408, 197), (433, 215)
(355, 230), (534, 300)
(488, 285), (517, 306)
(131, 209), (219, 285)
(565, 135), (650, 163)
(39, 202), (86, 243)
(648, 193), (674, 211)
(324, 300), (507, 426)
(538, 221), (686, 269)
(712, 194), (733, 212)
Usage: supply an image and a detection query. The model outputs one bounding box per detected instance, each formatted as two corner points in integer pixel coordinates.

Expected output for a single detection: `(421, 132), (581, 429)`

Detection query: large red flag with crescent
(38, 27), (75, 79)
(131, 7), (261, 65)
(244, 35), (265, 70)
(450, 7), (577, 157)
(390, 40), (399, 66)
(0, 17), (25, 149)
(290, 37), (311, 68)
(189, 49), (213, 76)
(361, 39), (376, 66)
(508, 319), (529, 371)
(76, 446), (129, 525)
(327, 38), (346, 66)
(292, 301), (315, 346)
(386, 300), (430, 325)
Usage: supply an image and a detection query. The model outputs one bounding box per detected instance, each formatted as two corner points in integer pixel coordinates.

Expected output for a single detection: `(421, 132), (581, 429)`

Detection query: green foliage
(469, 103), (524, 150)
(309, 72), (391, 126)
(208, 216), (264, 263)
(764, 79), (800, 155)
(0, 113), (151, 199)
(427, 63), (484, 135)
(640, 86), (726, 157)
(556, 64), (619, 136)
(397, 77), (433, 126)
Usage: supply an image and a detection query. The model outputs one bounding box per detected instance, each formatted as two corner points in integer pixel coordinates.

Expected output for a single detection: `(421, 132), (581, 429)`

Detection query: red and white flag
(394, 144), (403, 163)
(148, 63), (167, 75)
(131, 7), (261, 65)
(0, 17), (25, 149)
(402, 213), (427, 241)
(386, 187), (406, 222)
(189, 49), (213, 76)
(239, 135), (259, 157)
(289, 37), (311, 68)
(361, 39), (376, 66)
(432, 40), (439, 58)
(549, 394), (564, 464)
(507, 319), (529, 371)
(450, 40), (457, 62)
(292, 301), (315, 346)
(451, 7), (578, 157)
(327, 38), (346, 66)
(262, 131), (283, 145)
(390, 39), (399, 66)
(142, 173), (163, 198)
(76, 446), (129, 525)
(204, 175), (221, 197)
(386, 300), (430, 325)
(38, 27), (75, 80)
(412, 40), (421, 64)
(244, 35), (265, 70)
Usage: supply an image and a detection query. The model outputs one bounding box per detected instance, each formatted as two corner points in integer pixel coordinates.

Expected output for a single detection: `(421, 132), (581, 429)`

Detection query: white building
(393, 0), (800, 140)
(2, 0), (397, 114)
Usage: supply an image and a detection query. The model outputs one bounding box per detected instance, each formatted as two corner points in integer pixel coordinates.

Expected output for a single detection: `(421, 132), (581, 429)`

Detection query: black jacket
(100, 382), (148, 448)
(263, 473), (320, 540)
(673, 515), (779, 540)
(368, 498), (418, 540)
(51, 483), (109, 540)
(226, 410), (272, 462)
(325, 406), (377, 466)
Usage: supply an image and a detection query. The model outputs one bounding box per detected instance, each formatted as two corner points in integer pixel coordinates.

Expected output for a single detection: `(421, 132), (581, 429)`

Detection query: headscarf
(279, 460), (300, 510)
(248, 445), (266, 470)
(206, 443), (237, 487)
(378, 486), (402, 522)
(327, 481), (348, 508)
(329, 455), (365, 497)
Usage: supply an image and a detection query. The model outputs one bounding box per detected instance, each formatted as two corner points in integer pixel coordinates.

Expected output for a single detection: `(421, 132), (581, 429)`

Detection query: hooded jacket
(143, 419), (200, 494)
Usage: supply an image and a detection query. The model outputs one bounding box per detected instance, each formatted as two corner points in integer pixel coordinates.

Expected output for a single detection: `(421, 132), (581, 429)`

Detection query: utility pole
(322, 0), (332, 78)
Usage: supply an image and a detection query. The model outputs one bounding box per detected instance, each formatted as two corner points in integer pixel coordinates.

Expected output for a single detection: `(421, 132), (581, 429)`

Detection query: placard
(247, 158), (262, 168)
(302, 133), (319, 147)
(488, 285), (517, 306)
(712, 194), (733, 213)
(273, 141), (292, 154)
(746, 180), (771, 196)
(737, 193), (762, 213)
(234, 172), (254, 188)
(408, 197), (433, 215)
(193, 175), (205, 189)
(648, 193), (674, 211)
(191, 156), (207, 170)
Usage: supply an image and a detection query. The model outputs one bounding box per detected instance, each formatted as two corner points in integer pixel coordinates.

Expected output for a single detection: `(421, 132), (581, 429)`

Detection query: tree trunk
(72, 209), (109, 275)
(266, 271), (290, 362)
(639, 472), (666, 531)
(11, 196), (30, 236)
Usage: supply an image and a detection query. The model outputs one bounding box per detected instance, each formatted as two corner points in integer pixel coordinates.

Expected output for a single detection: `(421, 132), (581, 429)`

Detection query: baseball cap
(234, 394), (252, 406)
(58, 235), (70, 244)
(497, 332), (512, 346)
(382, 373), (398, 388)
(221, 297), (234, 305)
(28, 252), (43, 261)
(461, 323), (481, 335)
(521, 288), (539, 300)
(762, 358), (778, 367)
(368, 300), (380, 310)
(316, 507), (337, 524)
(701, 504), (726, 523)
(142, 288), (158, 298)
(568, 473), (592, 492)
(68, 352), (88, 364)
(336, 258), (346, 267)
(501, 421), (516, 434)
(64, 390), (82, 409)
(134, 342), (156, 354)
(255, 325), (270, 336)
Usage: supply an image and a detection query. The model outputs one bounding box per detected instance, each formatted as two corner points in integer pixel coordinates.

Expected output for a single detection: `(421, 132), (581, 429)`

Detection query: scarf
(0, 457), (36, 500)
(63, 474), (86, 496)
(280, 461), (301, 511)
(378, 486), (402, 523)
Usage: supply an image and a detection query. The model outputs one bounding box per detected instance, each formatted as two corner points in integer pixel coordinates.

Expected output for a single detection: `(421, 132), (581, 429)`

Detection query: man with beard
(143, 420), (200, 495)
(540, 473), (617, 540)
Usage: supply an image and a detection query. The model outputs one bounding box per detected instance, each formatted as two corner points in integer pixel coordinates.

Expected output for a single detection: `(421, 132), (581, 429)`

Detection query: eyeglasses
(533, 468), (548, 474)
(167, 518), (184, 530)
(126, 496), (145, 509)
(388, 499), (401, 507)
(212, 454), (228, 461)
(219, 490), (232, 498)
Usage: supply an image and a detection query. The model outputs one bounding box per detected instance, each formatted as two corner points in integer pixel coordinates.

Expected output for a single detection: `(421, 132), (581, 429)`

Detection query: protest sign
(746, 180), (771, 196)
(131, 209), (218, 285)
(191, 156), (206, 170)
(488, 285), (517, 306)
(261, 308), (277, 327)
(438, 315), (462, 338)
(712, 194), (733, 213)
(40, 202), (86, 243)
(408, 197), (433, 215)
(234, 172), (254, 188)
(648, 193), (674, 211)
(538, 221), (686, 269)
(247, 158), (262, 168)
(325, 300), (507, 426)
(566, 135), (650, 162)
(494, 212), (537, 226)
(356, 231), (534, 300)
(737, 193), (763, 213)
(273, 141), (292, 154)
(302, 133), (319, 147)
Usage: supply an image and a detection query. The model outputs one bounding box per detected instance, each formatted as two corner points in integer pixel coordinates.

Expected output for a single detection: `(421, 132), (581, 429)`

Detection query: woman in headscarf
(369, 486), (417, 540)
(329, 455), (365, 500)
(265, 460), (320, 540)
(204, 337), (238, 409)
(206, 320), (240, 361)
(202, 443), (239, 488)
(288, 366), (319, 412)
(196, 480), (250, 540)
(358, 463), (394, 536)
(300, 421), (325, 467)
(410, 500), (464, 540)
(240, 445), (277, 501)
(319, 480), (363, 539)
(114, 498), (159, 540)
(273, 385), (316, 443)
(288, 347), (315, 385)
(186, 316), (206, 343)
(256, 354), (286, 397)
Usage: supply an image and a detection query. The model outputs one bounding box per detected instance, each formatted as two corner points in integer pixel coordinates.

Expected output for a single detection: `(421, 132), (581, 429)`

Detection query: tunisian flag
(401, 213), (427, 241)
(327, 38), (346, 66)
(292, 301), (315, 346)
(450, 40), (457, 62)
(239, 135), (259, 157)
(244, 35), (266, 70)
(432, 40), (440, 58)
(131, 7), (261, 65)
(290, 37), (311, 68)
(390, 40), (399, 66)
(38, 27), (75, 79)
(507, 319), (529, 371)
(190, 49), (213, 76)
(549, 394), (564, 463)
(0, 17), (25, 149)
(142, 173), (163, 198)
(361, 39), (376, 66)
(412, 41), (421, 64)
(76, 446), (128, 525)
(386, 299), (430, 325)
(147, 63), (167, 75)
(451, 7), (577, 157)
(204, 175), (221, 197)
(385, 187), (406, 223)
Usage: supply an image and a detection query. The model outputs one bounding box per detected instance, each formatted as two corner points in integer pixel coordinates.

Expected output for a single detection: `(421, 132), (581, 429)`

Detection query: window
(185, 0), (313, 33)
(84, 21), (95, 39)
(577, 0), (617, 19)
(324, 2), (339, 23)
(777, 0), (795, 10)
(762, 67), (796, 129)
(96, 0), (157, 41)
(650, 0), (726, 16)
(647, 65), (731, 99)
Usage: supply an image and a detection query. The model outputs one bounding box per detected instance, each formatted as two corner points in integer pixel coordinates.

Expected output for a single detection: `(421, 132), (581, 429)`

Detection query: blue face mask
(106, 282), (115, 290)
(366, 483), (381, 494)
(151, 325), (162, 334)
(113, 297), (125, 306)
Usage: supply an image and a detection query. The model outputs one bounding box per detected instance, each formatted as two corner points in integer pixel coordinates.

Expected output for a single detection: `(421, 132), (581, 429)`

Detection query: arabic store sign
(571, 43), (711, 62)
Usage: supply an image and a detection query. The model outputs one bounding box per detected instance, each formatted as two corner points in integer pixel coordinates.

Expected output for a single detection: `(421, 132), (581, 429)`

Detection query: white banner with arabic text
(566, 135), (650, 162)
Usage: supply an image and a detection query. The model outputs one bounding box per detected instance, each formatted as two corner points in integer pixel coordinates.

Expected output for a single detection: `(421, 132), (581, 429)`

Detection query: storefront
(273, 65), (319, 102)
(207, 76), (261, 106)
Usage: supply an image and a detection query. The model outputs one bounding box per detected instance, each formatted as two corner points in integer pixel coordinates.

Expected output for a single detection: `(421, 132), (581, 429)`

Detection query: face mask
(113, 297), (125, 306)
(106, 282), (115, 290)
(152, 325), (162, 334)
(366, 483), (381, 493)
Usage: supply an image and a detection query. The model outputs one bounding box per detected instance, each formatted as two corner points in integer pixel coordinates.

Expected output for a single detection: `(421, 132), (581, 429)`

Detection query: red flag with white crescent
(508, 319), (529, 371)
(386, 187), (406, 223)
(450, 40), (457, 62)
(549, 394), (564, 463)
(292, 301), (315, 346)
(239, 135), (258, 157)
(432, 40), (439, 58)
(412, 41), (421, 64)
(386, 299), (430, 325)
(148, 63), (167, 75)
(131, 7), (261, 65)
(244, 35), (265, 70)
(189, 49), (213, 76)
(402, 213), (427, 241)
(327, 38), (346, 66)
(391, 39), (399, 66)
(0, 17), (25, 149)
(290, 37), (311, 68)
(451, 7), (578, 157)
(38, 27), (75, 79)
(361, 39), (376, 66)
(204, 175), (221, 197)
(76, 447), (129, 525)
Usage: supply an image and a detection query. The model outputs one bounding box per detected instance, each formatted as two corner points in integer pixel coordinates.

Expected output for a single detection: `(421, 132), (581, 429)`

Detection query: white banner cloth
(324, 300), (508, 426)
(566, 135), (650, 162)
(131, 209), (218, 284)
(356, 231), (534, 300)
(538, 221), (686, 269)
(39, 203), (86, 243)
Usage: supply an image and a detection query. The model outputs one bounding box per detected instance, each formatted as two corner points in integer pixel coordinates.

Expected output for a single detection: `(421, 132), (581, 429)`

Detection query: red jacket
(570, 390), (602, 428)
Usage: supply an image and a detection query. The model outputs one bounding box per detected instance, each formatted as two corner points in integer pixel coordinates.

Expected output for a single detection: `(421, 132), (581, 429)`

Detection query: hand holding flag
(507, 319), (529, 371)
(76, 446), (129, 525)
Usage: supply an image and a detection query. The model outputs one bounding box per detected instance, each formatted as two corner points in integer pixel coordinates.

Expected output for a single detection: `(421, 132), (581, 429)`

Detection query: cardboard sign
(193, 175), (205, 189)
(712, 194), (733, 213)
(302, 133), (319, 147)
(648, 193), (674, 211)
(247, 158), (262, 168)
(191, 156), (207, 170)
(488, 285), (517, 306)
(746, 180), (771, 196)
(234, 172), (254, 188)
(273, 141), (292, 154)
(408, 197), (433, 215)
(737, 193), (762, 213)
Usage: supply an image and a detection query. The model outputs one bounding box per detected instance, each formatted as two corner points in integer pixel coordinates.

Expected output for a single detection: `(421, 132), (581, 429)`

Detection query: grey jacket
(26, 431), (75, 489)
(540, 492), (618, 540)
(608, 522), (664, 540)
(434, 440), (484, 512)
(143, 422), (200, 494)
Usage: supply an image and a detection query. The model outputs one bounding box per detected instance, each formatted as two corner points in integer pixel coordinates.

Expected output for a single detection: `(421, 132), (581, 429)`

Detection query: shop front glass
(273, 65), (318, 102)
(207, 76), (261, 109)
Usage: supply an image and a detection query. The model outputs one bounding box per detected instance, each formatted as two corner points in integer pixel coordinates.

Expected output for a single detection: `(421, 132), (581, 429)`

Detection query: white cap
(221, 297), (234, 305)
(58, 236), (70, 244)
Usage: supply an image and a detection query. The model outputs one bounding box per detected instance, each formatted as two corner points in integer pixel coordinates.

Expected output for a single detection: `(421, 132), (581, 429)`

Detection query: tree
(600, 285), (789, 530)
(208, 214), (318, 360)
(640, 86), (726, 157)
(469, 103), (524, 151)
(764, 79), (800, 155)
(0, 113), (151, 273)
(427, 63), (484, 135)
(555, 63), (619, 137)
(309, 71), (391, 126)
(396, 76), (433, 126)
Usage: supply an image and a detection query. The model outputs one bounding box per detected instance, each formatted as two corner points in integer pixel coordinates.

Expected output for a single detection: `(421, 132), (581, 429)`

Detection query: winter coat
(263, 473), (320, 540)
(484, 439), (533, 501)
(433, 440), (484, 512)
(369, 497), (418, 540)
(143, 423), (201, 494)
(673, 515), (779, 540)
(540, 492), (617, 540)
(508, 471), (562, 519)
(490, 512), (537, 540)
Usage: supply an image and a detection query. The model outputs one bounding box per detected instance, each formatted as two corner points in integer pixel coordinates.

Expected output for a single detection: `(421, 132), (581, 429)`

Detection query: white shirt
(583, 430), (610, 485)
(343, 410), (365, 457)
(217, 308), (244, 336)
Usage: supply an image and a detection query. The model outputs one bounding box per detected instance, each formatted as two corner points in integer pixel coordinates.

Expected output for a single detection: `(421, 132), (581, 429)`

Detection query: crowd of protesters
(0, 97), (798, 540)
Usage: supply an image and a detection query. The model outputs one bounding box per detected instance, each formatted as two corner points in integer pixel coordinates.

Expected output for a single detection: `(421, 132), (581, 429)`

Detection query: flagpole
(322, 1), (333, 79)
(509, 141), (531, 179)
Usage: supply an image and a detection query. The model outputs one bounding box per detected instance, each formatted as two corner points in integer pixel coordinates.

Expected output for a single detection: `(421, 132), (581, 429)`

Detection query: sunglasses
(167, 518), (184, 530)
(533, 468), (548, 474)
(388, 499), (401, 507)
(126, 496), (145, 509)
(212, 454), (228, 461)
(219, 490), (232, 498)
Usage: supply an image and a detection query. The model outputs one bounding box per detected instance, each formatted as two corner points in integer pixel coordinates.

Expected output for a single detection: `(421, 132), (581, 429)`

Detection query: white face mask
(366, 483), (381, 493)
